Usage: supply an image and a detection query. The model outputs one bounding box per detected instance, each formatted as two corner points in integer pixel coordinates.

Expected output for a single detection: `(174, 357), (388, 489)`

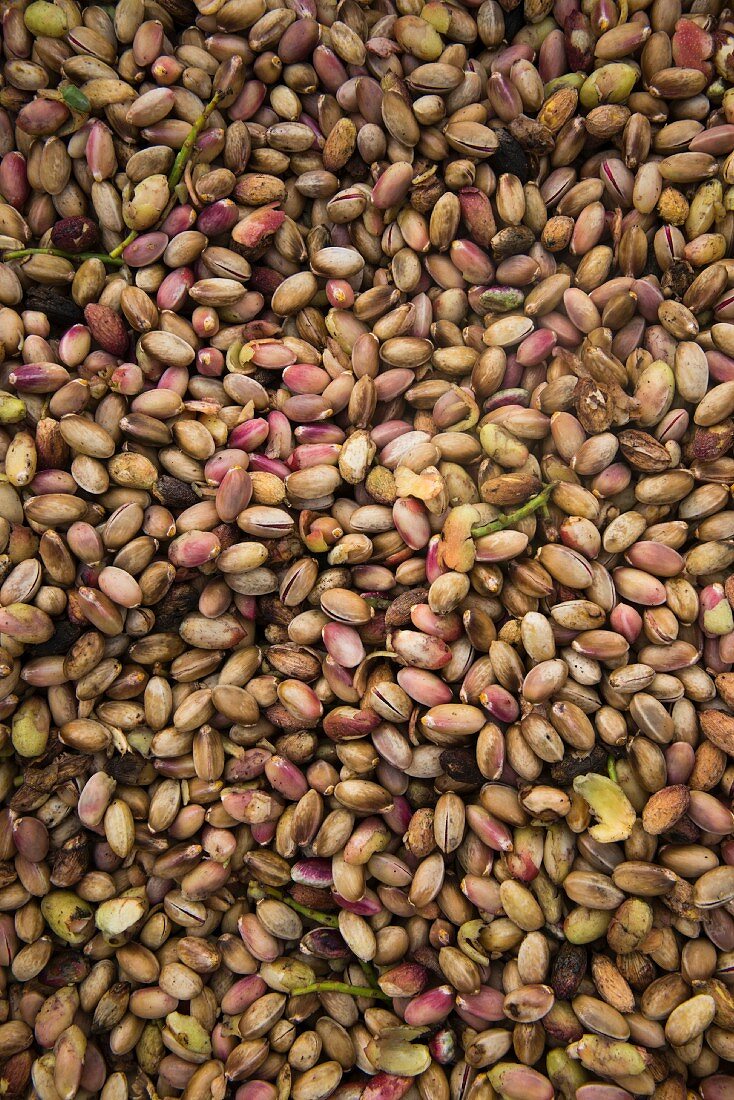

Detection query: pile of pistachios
(3, 0), (734, 1098)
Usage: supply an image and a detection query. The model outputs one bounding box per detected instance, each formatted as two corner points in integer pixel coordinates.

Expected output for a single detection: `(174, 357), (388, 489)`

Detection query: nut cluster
(2, 0), (734, 1099)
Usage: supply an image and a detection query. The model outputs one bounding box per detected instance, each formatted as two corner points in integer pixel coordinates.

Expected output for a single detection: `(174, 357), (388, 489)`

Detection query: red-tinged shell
(360, 610), (387, 647)
(322, 706), (381, 741)
(249, 266), (285, 296)
(0, 152), (29, 210)
(564, 10), (594, 72)
(458, 187), (496, 249)
(691, 421), (734, 462)
(83, 304), (129, 356)
(300, 928), (350, 958)
(360, 1075), (413, 1100)
(241, 320), (281, 341)
(288, 884), (336, 910)
(673, 17), (714, 74)
(231, 204), (286, 256)
(16, 98), (69, 136)
(0, 1051), (32, 1098)
(40, 951), (89, 987)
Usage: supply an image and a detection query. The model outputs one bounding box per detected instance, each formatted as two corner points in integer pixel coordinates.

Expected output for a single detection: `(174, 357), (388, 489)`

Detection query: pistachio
(0, 2), (733, 1098)
(573, 774), (636, 843)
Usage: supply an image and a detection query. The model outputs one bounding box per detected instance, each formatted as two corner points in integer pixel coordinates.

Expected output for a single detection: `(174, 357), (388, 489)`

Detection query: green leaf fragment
(62, 85), (90, 113)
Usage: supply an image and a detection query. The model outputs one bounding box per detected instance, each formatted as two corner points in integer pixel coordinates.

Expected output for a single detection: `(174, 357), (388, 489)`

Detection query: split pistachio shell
(573, 774), (636, 843)
(40, 892), (94, 945)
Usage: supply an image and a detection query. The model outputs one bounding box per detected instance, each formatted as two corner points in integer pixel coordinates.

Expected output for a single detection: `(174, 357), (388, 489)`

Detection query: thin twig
(359, 959), (381, 990)
(109, 89), (223, 261)
(109, 230), (138, 260)
(471, 482), (557, 537)
(291, 981), (390, 1000)
(3, 247), (123, 266)
(250, 883), (339, 927)
(168, 91), (222, 190)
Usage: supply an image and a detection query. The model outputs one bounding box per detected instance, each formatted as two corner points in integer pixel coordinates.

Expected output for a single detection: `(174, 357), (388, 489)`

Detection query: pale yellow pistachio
(573, 774), (636, 843)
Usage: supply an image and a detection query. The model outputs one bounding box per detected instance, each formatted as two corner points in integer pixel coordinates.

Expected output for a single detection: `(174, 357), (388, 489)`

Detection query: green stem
(168, 91), (222, 191)
(281, 897), (339, 927)
(607, 755), (618, 783)
(292, 982), (390, 1001)
(109, 90), (222, 261)
(109, 230), (138, 260)
(4, 247), (123, 266)
(471, 482), (557, 537)
(253, 884), (339, 928)
(359, 959), (380, 990)
(9, 89), (224, 268)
